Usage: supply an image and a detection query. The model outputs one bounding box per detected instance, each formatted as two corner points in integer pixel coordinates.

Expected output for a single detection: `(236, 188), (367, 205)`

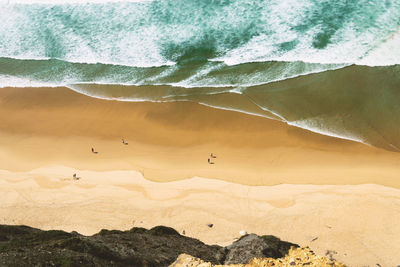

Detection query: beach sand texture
(0, 86), (399, 266)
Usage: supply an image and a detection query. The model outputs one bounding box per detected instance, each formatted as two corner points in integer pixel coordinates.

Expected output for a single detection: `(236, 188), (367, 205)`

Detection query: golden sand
(0, 86), (399, 266)
(0, 86), (399, 186)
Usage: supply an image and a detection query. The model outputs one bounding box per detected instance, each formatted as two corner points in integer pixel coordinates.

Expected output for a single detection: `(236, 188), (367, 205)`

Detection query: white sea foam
(288, 119), (366, 144)
(0, 60), (344, 88)
(0, 0), (154, 4)
(211, 0), (400, 67)
(214, 24), (400, 67)
(197, 102), (278, 120)
(229, 87), (244, 94)
(0, 75), (58, 88)
(1, 0), (399, 69)
(0, 3), (175, 68)
(358, 29), (400, 66)
(66, 84), (154, 102)
(170, 62), (347, 88)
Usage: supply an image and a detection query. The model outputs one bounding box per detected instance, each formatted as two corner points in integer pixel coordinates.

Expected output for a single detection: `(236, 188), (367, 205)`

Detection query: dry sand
(1, 167), (399, 266)
(0, 86), (400, 266)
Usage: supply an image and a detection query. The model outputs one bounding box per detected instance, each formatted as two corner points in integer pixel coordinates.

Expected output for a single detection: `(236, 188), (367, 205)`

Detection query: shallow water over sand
(69, 65), (400, 151)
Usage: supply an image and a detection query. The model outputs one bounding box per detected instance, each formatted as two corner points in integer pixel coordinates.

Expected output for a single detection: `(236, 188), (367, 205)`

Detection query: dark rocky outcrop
(0, 224), (298, 267)
(224, 234), (298, 264)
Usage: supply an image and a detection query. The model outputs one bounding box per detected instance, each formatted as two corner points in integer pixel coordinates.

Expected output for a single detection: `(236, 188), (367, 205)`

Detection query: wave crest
(0, 0), (399, 69)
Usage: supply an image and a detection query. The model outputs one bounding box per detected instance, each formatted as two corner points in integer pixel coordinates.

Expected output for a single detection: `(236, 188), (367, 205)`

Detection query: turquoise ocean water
(0, 0), (400, 150)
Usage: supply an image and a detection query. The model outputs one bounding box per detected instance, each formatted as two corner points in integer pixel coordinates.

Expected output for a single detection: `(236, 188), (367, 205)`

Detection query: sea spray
(0, 0), (399, 87)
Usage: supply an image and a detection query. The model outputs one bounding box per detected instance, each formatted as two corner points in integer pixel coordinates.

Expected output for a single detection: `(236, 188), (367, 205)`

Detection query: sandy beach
(0, 86), (400, 266)
(1, 167), (400, 266)
(0, 86), (400, 186)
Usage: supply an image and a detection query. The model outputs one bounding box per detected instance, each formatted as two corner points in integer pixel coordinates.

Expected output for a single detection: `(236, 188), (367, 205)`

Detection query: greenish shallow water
(70, 65), (400, 151)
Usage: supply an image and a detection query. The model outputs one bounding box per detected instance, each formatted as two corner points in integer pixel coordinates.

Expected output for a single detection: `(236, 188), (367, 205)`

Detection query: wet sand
(0, 86), (400, 266)
(0, 86), (399, 186)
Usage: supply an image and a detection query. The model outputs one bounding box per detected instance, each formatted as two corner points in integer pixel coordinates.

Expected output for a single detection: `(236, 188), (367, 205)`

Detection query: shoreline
(0, 86), (399, 187)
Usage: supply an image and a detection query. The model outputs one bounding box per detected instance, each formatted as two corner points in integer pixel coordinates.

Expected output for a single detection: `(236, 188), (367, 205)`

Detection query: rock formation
(0, 224), (345, 266)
